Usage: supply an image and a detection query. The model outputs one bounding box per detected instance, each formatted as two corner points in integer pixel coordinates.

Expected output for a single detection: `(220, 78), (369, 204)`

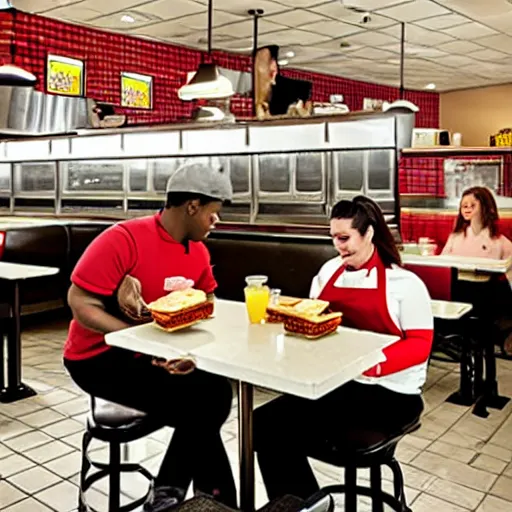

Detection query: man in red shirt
(64, 160), (236, 511)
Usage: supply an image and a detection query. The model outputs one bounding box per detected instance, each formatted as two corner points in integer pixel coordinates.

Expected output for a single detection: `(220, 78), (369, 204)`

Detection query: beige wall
(440, 83), (512, 147)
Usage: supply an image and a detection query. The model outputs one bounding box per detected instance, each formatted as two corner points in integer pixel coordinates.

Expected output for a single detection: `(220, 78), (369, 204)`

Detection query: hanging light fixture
(0, 5), (37, 87)
(177, 0), (234, 100)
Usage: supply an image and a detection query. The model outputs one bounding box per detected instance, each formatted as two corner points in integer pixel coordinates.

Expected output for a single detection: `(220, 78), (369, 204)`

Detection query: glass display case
(0, 110), (415, 228)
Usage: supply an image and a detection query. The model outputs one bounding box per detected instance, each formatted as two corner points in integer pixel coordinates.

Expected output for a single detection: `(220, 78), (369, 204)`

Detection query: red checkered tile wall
(0, 11), (439, 127)
(399, 152), (512, 245)
(399, 154), (512, 197)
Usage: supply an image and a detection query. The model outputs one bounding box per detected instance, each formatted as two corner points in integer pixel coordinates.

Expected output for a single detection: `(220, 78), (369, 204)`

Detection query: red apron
(318, 251), (402, 340)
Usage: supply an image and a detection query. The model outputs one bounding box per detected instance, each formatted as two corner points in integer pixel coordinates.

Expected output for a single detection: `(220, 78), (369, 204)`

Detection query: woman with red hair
(442, 186), (512, 261)
(442, 186), (512, 355)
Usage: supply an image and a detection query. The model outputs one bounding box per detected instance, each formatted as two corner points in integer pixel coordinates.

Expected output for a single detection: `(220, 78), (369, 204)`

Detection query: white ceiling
(11, 0), (512, 92)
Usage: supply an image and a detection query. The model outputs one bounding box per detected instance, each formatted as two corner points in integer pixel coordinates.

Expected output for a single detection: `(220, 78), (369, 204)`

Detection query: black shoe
(144, 486), (185, 512)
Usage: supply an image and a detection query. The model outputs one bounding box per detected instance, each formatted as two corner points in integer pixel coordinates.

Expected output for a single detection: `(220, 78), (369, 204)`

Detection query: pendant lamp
(0, 6), (37, 87)
(177, 0), (234, 100)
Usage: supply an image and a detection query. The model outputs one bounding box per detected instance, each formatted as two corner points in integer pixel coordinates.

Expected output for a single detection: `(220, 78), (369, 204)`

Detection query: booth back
(206, 232), (337, 301)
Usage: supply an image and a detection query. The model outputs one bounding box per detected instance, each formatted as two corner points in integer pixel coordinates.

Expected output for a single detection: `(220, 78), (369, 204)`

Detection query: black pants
(64, 348), (237, 508)
(453, 276), (511, 321)
(254, 381), (423, 501)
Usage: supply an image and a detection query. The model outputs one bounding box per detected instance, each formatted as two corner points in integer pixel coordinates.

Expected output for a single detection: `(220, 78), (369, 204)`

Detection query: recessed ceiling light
(121, 14), (135, 23)
(285, 51), (295, 58)
(278, 59), (289, 66)
(425, 83), (436, 90)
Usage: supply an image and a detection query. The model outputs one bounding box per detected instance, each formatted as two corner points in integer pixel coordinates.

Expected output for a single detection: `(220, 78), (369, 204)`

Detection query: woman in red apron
(254, 196), (434, 501)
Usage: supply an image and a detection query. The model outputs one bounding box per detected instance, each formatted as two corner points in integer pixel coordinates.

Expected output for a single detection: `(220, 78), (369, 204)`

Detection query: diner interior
(0, 0), (512, 511)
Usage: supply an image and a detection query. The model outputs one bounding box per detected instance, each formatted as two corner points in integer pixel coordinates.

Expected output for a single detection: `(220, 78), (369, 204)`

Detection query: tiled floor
(1, 319), (512, 511)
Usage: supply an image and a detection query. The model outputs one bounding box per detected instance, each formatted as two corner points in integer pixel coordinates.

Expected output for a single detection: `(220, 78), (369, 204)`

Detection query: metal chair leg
(370, 465), (384, 512)
(79, 430), (93, 511)
(386, 458), (411, 512)
(109, 442), (121, 512)
(344, 465), (357, 512)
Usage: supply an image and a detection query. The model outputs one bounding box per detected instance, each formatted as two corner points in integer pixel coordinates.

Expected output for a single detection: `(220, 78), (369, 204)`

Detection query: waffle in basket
(147, 289), (213, 332)
(267, 298), (342, 339)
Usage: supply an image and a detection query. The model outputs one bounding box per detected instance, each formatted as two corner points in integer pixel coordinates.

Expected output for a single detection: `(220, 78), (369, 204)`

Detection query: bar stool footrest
(80, 459), (153, 512)
(320, 484), (410, 512)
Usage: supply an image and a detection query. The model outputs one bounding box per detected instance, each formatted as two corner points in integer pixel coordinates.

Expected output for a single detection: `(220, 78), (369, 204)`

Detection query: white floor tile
(34, 389), (78, 407)
(0, 481), (27, 509)
(477, 495), (512, 512)
(412, 492), (470, 511)
(471, 454), (508, 474)
(24, 439), (75, 464)
(3, 430), (53, 453)
(411, 451), (497, 492)
(34, 480), (79, 512)
(490, 475), (512, 502)
(41, 418), (84, 438)
(0, 417), (32, 442)
(45, 450), (82, 478)
(1, 497), (54, 512)
(0, 453), (35, 478)
(9, 466), (62, 494)
(0, 400), (45, 419)
(60, 431), (84, 450)
(424, 478), (485, 510)
(18, 408), (67, 428)
(52, 397), (90, 417)
(0, 442), (14, 459)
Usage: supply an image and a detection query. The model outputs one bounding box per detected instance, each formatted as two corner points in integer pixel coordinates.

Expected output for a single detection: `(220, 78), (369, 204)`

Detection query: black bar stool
(173, 493), (332, 512)
(79, 397), (163, 512)
(312, 420), (421, 512)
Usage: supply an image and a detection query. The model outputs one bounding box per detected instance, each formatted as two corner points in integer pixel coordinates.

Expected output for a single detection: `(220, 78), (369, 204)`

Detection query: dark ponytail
(330, 196), (401, 267)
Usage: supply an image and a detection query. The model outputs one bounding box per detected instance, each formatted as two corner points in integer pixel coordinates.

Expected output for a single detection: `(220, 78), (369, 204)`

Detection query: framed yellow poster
(121, 72), (153, 109)
(47, 54), (85, 96)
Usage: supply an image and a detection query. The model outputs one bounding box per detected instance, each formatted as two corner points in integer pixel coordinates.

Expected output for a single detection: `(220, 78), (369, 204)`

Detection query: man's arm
(68, 224), (137, 333)
(68, 283), (130, 334)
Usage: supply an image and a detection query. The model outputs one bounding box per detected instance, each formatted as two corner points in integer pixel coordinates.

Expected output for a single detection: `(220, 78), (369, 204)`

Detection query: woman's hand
(152, 357), (196, 375)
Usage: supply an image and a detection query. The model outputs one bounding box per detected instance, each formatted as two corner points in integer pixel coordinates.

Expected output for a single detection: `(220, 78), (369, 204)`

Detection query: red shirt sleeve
(363, 329), (433, 377)
(194, 243), (217, 295)
(72, 225), (137, 296)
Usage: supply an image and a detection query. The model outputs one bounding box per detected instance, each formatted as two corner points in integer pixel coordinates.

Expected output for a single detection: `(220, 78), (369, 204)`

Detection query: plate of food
(267, 297), (342, 339)
(147, 289), (214, 332)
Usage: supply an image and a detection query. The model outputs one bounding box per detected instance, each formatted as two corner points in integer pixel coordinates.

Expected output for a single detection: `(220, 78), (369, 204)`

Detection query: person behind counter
(441, 186), (512, 356)
(254, 196), (434, 501)
(63, 161), (237, 511)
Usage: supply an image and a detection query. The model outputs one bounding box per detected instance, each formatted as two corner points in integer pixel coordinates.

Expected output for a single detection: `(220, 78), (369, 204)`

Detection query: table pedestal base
(238, 381), (255, 512)
(446, 390), (475, 407)
(0, 383), (36, 403)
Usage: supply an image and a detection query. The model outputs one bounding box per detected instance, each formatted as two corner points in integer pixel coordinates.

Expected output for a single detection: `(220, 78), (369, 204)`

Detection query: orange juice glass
(244, 275), (270, 324)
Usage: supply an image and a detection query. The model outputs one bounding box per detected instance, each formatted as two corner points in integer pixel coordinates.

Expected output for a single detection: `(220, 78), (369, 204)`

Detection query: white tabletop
(402, 253), (511, 274)
(431, 300), (473, 320)
(0, 261), (59, 281)
(105, 300), (399, 400)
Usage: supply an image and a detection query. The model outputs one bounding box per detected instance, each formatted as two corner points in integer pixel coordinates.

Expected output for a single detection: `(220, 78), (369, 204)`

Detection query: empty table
(0, 261), (59, 403)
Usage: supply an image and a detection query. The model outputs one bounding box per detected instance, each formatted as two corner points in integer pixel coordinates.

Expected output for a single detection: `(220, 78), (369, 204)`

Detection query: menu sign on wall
(363, 98), (385, 111)
(47, 54), (85, 96)
(121, 72), (153, 109)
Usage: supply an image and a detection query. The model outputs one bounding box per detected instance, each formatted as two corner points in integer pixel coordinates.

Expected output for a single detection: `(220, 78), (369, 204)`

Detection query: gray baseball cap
(166, 159), (233, 202)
